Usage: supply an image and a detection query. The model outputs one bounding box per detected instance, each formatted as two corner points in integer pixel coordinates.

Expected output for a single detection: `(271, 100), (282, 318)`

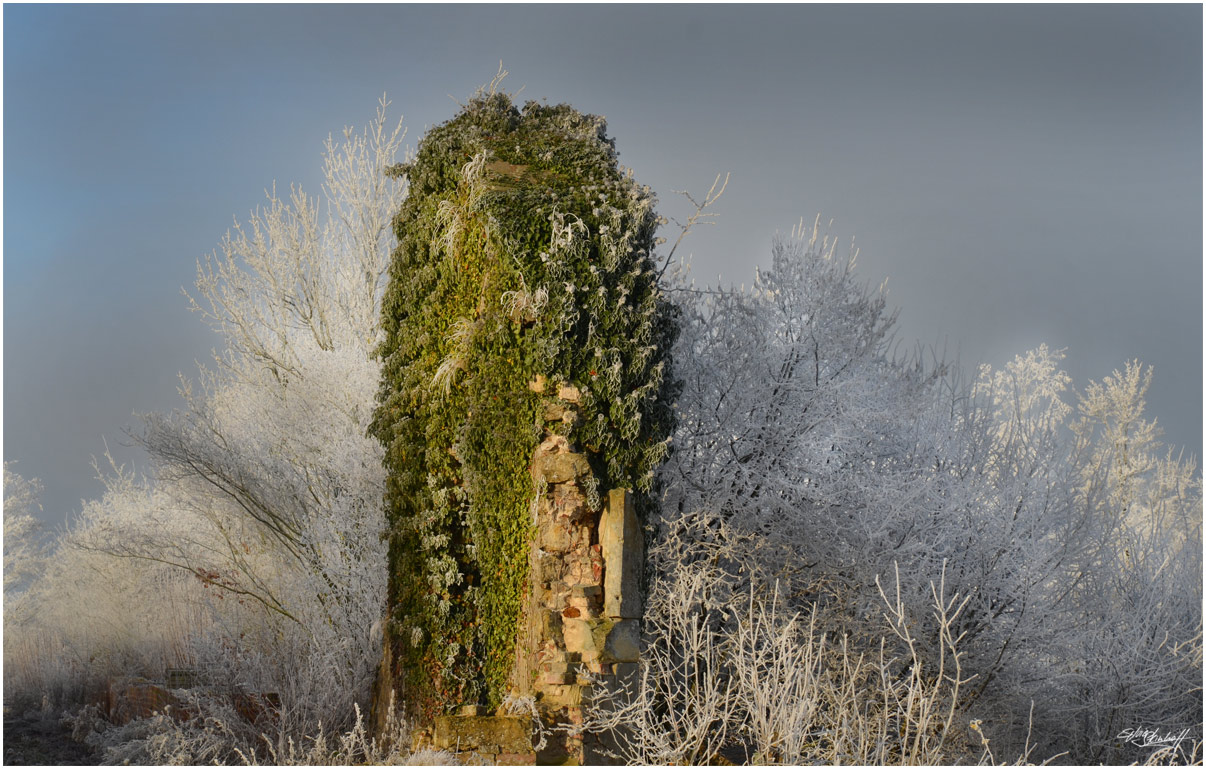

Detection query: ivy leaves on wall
(370, 91), (678, 716)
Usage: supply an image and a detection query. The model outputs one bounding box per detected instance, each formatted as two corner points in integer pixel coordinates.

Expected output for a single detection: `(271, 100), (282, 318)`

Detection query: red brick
(496, 752), (536, 764)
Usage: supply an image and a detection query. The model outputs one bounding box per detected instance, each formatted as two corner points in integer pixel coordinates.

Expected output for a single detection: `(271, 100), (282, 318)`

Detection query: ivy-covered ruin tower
(369, 89), (677, 761)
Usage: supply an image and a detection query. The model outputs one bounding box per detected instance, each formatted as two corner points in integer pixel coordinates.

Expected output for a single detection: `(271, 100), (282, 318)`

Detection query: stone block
(532, 452), (590, 484)
(528, 375), (547, 393)
(566, 585), (601, 615)
(536, 434), (570, 456)
(562, 548), (600, 588)
(542, 401), (575, 423)
(553, 484), (587, 520)
(557, 384), (581, 402)
(537, 683), (584, 708)
(537, 518), (572, 553)
(600, 488), (644, 618)
(561, 617), (639, 663)
(568, 523), (592, 551)
(536, 641), (564, 666)
(496, 752), (537, 765)
(536, 645), (566, 665)
(540, 660), (571, 676)
(574, 584), (603, 600)
(538, 658), (582, 686)
(538, 610), (562, 639)
(603, 619), (640, 663)
(536, 554), (562, 584)
(562, 618), (595, 655)
(432, 715), (531, 753)
(548, 580), (571, 604)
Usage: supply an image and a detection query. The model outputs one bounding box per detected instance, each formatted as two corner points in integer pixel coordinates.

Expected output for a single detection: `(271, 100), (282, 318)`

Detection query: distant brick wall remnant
(412, 382), (645, 765)
(107, 679), (182, 725)
(105, 674), (279, 727)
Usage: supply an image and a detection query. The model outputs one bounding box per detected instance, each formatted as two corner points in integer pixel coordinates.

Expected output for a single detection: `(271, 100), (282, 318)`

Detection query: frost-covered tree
(3, 464), (47, 601)
(1045, 361), (1204, 762)
(55, 98), (407, 744)
(4, 464), (50, 695)
(642, 218), (1201, 763)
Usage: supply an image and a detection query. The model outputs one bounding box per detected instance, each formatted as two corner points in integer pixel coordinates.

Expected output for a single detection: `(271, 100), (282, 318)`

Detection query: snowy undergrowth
(66, 694), (455, 766)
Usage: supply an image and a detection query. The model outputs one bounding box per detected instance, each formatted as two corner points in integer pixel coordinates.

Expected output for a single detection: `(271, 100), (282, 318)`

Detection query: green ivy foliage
(370, 91), (678, 717)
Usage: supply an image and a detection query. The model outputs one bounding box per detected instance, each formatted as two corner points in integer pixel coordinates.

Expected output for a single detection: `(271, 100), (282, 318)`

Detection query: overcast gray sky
(4, 4), (1202, 527)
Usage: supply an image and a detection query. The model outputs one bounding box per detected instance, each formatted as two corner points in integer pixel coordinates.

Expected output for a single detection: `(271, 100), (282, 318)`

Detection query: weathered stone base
(416, 710), (613, 765)
(427, 714), (535, 764)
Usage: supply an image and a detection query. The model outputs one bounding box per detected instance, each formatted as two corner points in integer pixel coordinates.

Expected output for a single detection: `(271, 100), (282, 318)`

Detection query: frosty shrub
(583, 514), (989, 764)
(3, 465), (53, 708)
(3, 465), (46, 599)
(653, 218), (1201, 763)
(70, 692), (454, 766)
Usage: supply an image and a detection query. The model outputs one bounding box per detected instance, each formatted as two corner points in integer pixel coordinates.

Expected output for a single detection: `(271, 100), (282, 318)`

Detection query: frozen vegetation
(3, 95), (1201, 765)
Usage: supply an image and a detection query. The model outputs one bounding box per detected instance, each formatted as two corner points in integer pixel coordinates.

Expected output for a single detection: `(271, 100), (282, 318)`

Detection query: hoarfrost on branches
(18, 98), (408, 752)
(639, 216), (1201, 763)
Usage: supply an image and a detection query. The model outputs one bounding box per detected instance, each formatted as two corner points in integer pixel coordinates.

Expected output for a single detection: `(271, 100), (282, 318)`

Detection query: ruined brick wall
(415, 381), (644, 764)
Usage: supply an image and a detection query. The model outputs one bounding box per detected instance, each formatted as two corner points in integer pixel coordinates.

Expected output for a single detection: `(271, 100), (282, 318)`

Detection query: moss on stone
(371, 89), (677, 719)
